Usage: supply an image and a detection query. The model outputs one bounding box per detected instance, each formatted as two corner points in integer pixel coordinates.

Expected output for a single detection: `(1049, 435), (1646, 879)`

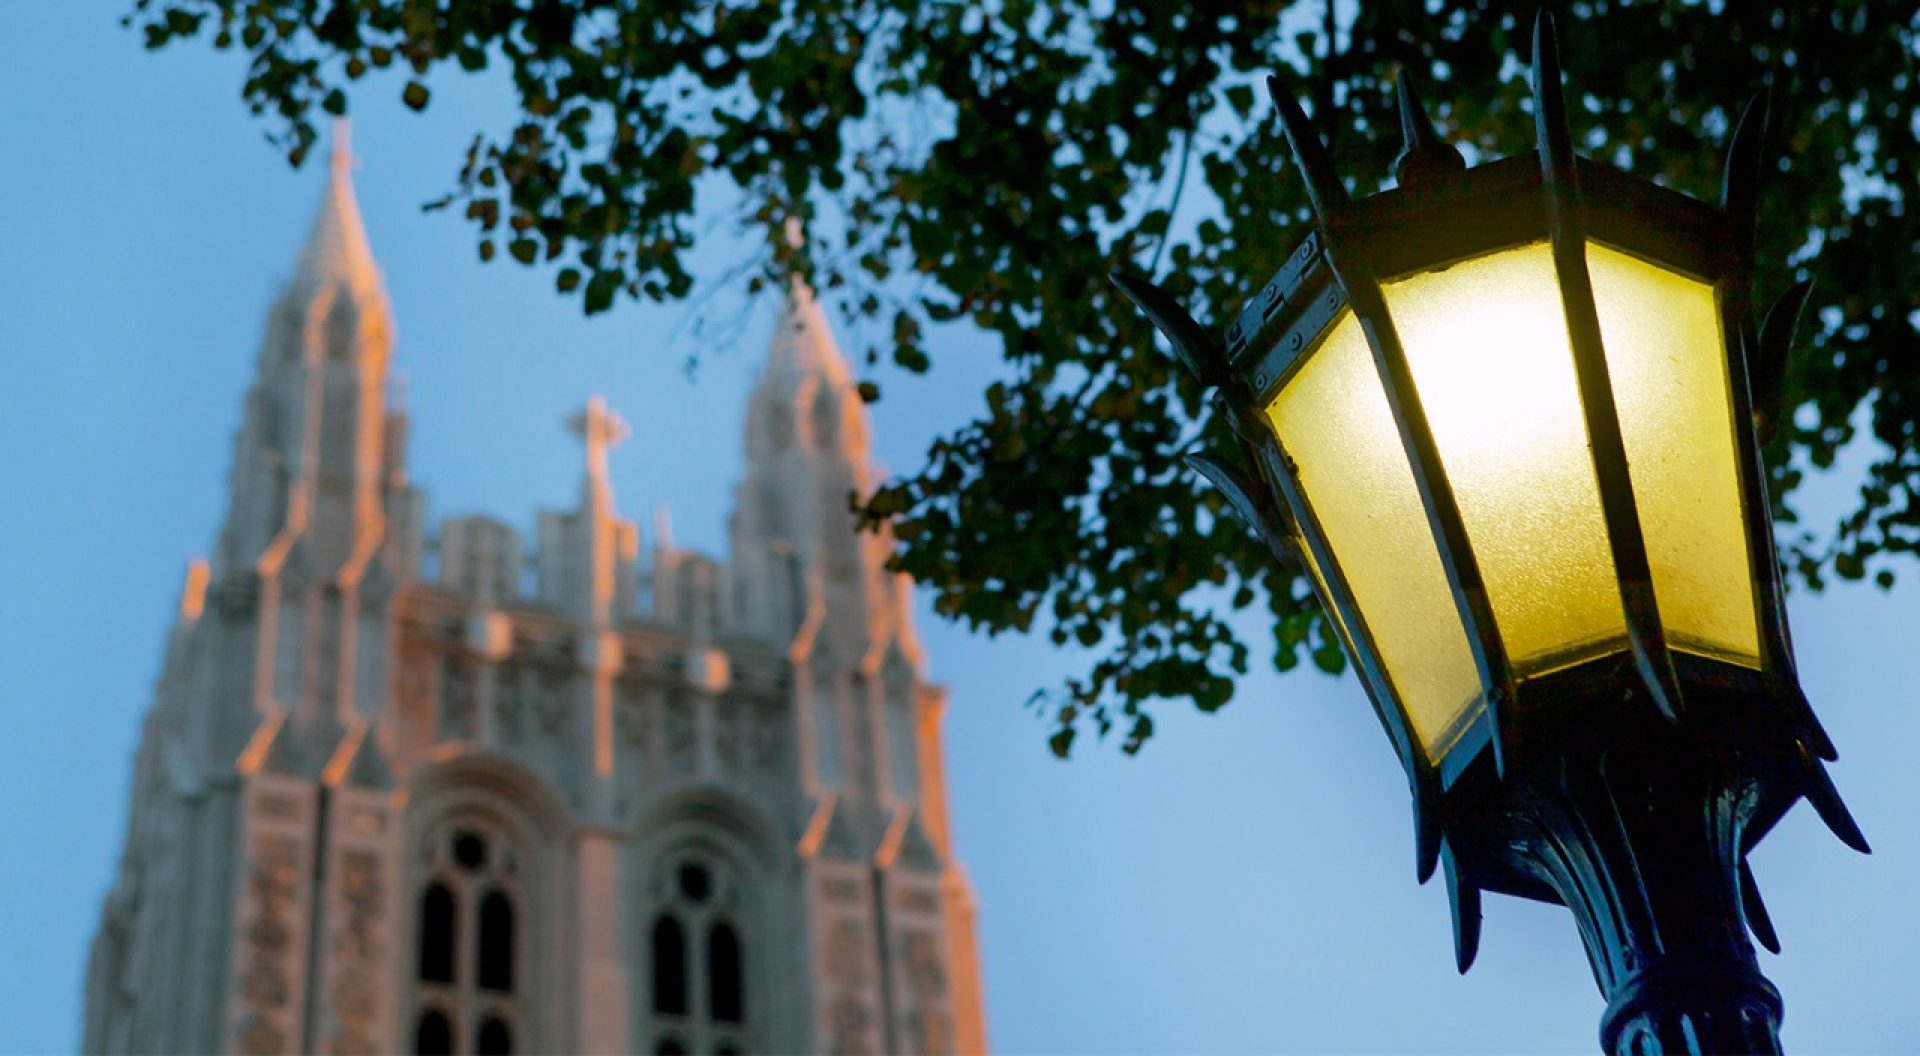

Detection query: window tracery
(646, 852), (752, 1054)
(411, 823), (525, 1054)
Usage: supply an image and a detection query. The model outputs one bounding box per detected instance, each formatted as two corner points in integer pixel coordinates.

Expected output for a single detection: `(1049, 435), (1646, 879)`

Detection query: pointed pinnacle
(1442, 840), (1482, 973)
(1110, 270), (1225, 385)
(1266, 73), (1349, 225)
(1723, 89), (1773, 243)
(1803, 754), (1871, 854)
(1184, 452), (1296, 564)
(1413, 792), (1442, 886)
(1753, 278), (1814, 446)
(1531, 10), (1574, 181)
(1392, 67), (1465, 190)
(1738, 859), (1781, 954)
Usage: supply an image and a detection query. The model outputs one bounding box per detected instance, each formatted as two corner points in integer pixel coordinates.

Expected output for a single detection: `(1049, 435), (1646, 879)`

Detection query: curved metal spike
(1184, 452), (1296, 563)
(1413, 787), (1442, 885)
(1738, 858), (1781, 954)
(1110, 270), (1226, 386)
(1393, 67), (1465, 190)
(1723, 89), (1772, 249)
(1531, 11), (1574, 179)
(1442, 839), (1482, 973)
(1784, 679), (1839, 762)
(1803, 753), (1871, 854)
(1265, 73), (1349, 225)
(1753, 279), (1814, 446)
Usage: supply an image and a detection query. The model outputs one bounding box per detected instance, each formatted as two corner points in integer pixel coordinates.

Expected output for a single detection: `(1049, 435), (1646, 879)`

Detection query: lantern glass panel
(1263, 313), (1485, 760)
(1383, 243), (1629, 676)
(1587, 243), (1761, 667)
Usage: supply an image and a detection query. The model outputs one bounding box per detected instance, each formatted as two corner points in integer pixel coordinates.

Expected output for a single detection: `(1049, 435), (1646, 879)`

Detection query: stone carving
(255, 793), (300, 820)
(234, 1012), (284, 1056)
(825, 917), (869, 986)
(901, 931), (952, 1055)
(532, 669), (569, 734)
(896, 889), (939, 914)
(821, 876), (861, 905)
(713, 696), (741, 771)
(233, 835), (299, 1054)
(439, 656), (474, 740)
(663, 692), (696, 766)
(827, 994), (874, 1056)
(326, 850), (383, 1054)
(614, 681), (650, 750)
(496, 663), (525, 742)
(749, 696), (787, 774)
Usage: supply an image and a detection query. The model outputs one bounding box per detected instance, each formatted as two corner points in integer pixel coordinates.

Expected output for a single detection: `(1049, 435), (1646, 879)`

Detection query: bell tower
(731, 274), (988, 1055)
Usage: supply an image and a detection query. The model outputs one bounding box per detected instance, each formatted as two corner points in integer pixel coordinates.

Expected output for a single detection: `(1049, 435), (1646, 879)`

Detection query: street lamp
(1116, 14), (1866, 1055)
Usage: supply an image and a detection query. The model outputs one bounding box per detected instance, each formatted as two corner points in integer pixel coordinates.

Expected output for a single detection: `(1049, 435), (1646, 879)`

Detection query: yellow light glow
(1260, 239), (1758, 765)
(1589, 243), (1760, 667)
(1384, 243), (1628, 676)
(1264, 314), (1485, 761)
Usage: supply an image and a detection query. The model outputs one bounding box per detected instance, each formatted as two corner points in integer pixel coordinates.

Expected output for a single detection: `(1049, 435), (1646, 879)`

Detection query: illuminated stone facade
(82, 138), (987, 1056)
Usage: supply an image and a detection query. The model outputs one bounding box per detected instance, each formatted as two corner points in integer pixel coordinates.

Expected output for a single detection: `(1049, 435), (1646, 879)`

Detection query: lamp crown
(1392, 68), (1466, 190)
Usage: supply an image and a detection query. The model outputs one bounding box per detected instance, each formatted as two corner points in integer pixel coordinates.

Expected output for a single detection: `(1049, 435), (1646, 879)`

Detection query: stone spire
(288, 120), (383, 307)
(201, 119), (412, 749)
(214, 119), (398, 581)
(733, 277), (882, 643)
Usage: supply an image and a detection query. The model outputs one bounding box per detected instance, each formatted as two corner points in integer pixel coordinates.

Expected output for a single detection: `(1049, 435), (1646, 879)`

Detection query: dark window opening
(655, 1036), (687, 1056)
(417, 883), (457, 984)
(477, 1016), (513, 1056)
(478, 889), (515, 992)
(651, 914), (688, 1015)
(677, 861), (711, 903)
(709, 921), (744, 1023)
(415, 1010), (453, 1056)
(452, 830), (489, 871)
(716, 1044), (743, 1056)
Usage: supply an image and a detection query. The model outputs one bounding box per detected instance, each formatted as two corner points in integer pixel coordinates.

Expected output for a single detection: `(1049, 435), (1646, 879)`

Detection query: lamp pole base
(1600, 959), (1782, 1056)
(1457, 696), (1798, 1056)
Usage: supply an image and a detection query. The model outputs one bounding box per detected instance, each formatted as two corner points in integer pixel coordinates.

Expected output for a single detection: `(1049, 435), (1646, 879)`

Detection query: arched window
(651, 914), (689, 1015)
(655, 1037), (687, 1056)
(478, 889), (515, 992)
(413, 820), (530, 1054)
(415, 1009), (453, 1056)
(644, 851), (752, 1055)
(418, 883), (457, 984)
(476, 1016), (513, 1056)
(708, 922), (743, 1024)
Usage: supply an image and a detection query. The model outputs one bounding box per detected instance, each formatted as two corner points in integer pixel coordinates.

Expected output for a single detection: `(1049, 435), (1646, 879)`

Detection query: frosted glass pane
(1589, 244), (1761, 667)
(1384, 244), (1628, 675)
(1264, 314), (1484, 761)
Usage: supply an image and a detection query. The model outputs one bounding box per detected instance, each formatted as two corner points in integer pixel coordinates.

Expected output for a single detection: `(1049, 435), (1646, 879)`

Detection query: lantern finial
(1266, 74), (1350, 225)
(1111, 270), (1225, 385)
(1723, 89), (1772, 248)
(1392, 67), (1465, 189)
(1752, 278), (1813, 445)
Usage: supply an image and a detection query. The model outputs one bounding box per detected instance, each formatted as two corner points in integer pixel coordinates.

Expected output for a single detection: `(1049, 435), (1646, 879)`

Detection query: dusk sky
(3, 4), (1916, 1053)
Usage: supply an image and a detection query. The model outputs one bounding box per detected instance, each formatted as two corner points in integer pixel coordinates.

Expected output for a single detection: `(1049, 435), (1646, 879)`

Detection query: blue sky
(2, 4), (1916, 1053)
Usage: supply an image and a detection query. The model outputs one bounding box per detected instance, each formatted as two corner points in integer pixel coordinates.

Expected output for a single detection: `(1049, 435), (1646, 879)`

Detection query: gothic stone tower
(82, 137), (988, 1056)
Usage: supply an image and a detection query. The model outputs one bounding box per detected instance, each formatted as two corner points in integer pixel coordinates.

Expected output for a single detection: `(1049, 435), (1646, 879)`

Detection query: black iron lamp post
(1116, 14), (1867, 1055)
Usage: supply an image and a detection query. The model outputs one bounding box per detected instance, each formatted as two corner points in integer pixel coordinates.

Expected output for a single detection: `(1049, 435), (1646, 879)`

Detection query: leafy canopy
(131, 0), (1919, 756)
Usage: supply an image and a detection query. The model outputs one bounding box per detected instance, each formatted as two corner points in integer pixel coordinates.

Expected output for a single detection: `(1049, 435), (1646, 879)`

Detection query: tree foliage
(131, 0), (1918, 756)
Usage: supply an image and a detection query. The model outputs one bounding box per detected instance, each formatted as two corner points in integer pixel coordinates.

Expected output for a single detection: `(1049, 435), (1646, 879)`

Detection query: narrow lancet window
(478, 889), (515, 992)
(418, 882), (457, 983)
(651, 914), (689, 1015)
(476, 1016), (513, 1056)
(709, 920), (744, 1023)
(415, 1009), (453, 1056)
